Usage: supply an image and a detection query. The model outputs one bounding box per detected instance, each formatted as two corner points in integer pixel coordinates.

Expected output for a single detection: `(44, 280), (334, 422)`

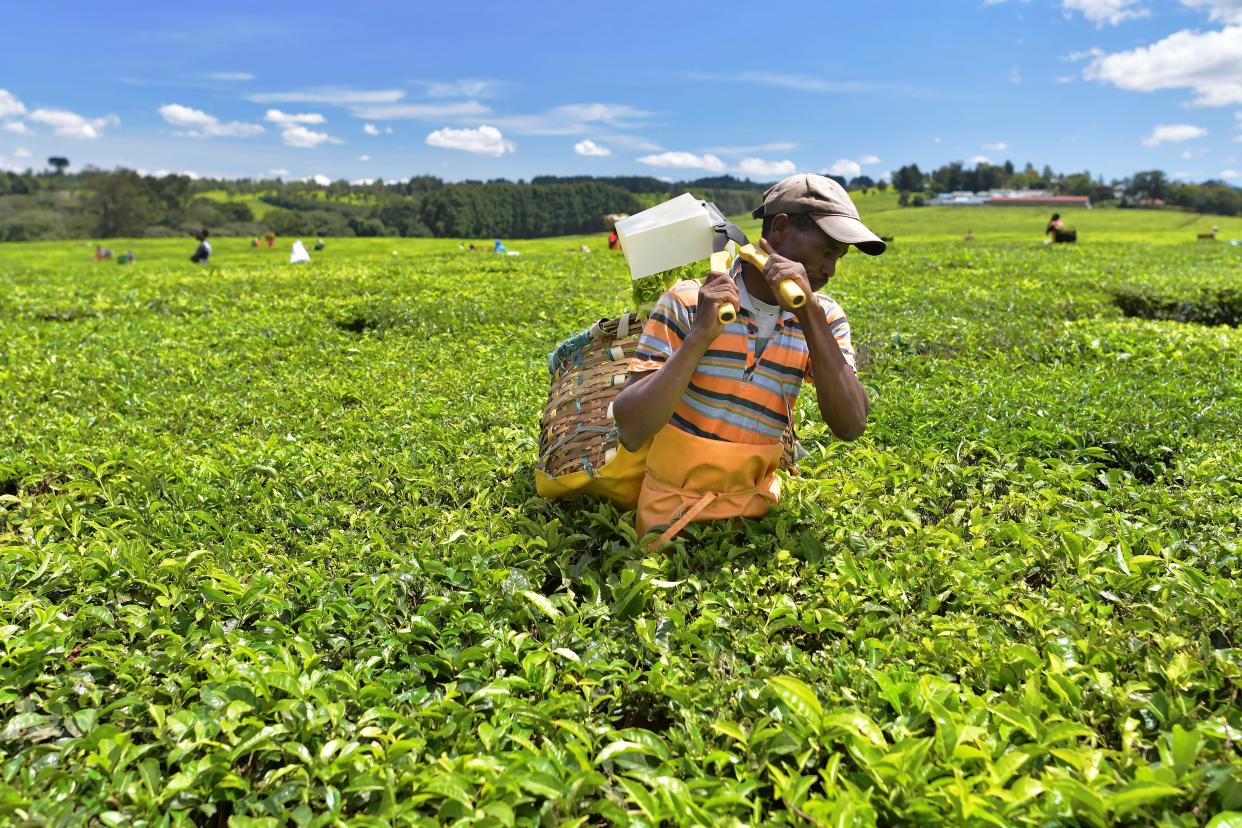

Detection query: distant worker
(608, 230), (621, 251)
(314, 236), (326, 251)
(190, 229), (212, 264)
(94, 245), (113, 261)
(117, 250), (134, 265)
(494, 238), (507, 254)
(251, 237), (259, 248)
(1045, 213), (1077, 244)
(265, 231), (276, 249)
(964, 229), (975, 242)
(1197, 225), (1219, 241)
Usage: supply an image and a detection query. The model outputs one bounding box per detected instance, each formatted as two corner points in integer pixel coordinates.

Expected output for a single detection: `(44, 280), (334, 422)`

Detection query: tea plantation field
(0, 235), (1239, 826)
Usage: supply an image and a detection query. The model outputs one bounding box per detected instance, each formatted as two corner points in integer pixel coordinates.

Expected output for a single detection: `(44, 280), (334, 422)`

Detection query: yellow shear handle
(737, 244), (807, 309)
(710, 251), (737, 324)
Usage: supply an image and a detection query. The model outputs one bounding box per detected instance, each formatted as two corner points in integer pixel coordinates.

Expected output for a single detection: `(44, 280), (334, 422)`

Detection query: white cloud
(1221, 168), (1240, 177)
(1142, 123), (1208, 146)
(705, 142), (797, 156)
(1086, 26), (1242, 106)
(28, 108), (119, 140)
(729, 72), (834, 92)
(969, 154), (992, 165)
(1182, 146), (1210, 158)
(13, 147), (30, 158)
(1181, 0), (1242, 24)
(1063, 0), (1149, 25)
(736, 157), (796, 177)
(858, 153), (881, 164)
(824, 158), (862, 178)
(415, 79), (501, 98)
(574, 139), (611, 157)
(307, 174), (331, 186)
(1009, 68), (1023, 84)
(637, 151), (727, 172)
(247, 88), (404, 105)
(281, 124), (343, 148)
(598, 133), (662, 152)
(2, 121), (30, 135)
(982, 141), (1008, 151)
(139, 168), (200, 180)
(269, 168), (290, 177)
(351, 101), (490, 120)
(1056, 74), (1077, 83)
(933, 136), (943, 144)
(691, 72), (940, 99)
(362, 123), (392, 135)
(0, 88), (26, 119)
(159, 103), (264, 137)
(264, 109), (325, 125)
(358, 154), (371, 161)
(205, 72), (254, 81)
(352, 177), (376, 185)
(489, 103), (651, 136)
(1064, 47), (1105, 62)
(425, 124), (514, 156)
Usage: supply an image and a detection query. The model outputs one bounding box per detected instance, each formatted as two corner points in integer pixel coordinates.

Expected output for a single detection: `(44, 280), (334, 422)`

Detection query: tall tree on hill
(146, 174), (194, 227)
(891, 164), (925, 193)
(1131, 170), (1168, 202)
(84, 170), (156, 237)
(47, 157), (69, 175)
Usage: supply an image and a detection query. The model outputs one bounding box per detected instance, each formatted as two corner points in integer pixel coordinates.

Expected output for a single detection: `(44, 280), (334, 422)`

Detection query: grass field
(1, 217), (1240, 824)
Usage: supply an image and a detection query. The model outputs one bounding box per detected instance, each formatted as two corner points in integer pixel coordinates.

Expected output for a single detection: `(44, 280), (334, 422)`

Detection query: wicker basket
(538, 312), (800, 484)
(539, 312), (645, 478)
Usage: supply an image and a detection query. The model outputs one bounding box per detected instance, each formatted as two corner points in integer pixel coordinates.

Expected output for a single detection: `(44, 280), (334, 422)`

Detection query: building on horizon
(929, 189), (1091, 208)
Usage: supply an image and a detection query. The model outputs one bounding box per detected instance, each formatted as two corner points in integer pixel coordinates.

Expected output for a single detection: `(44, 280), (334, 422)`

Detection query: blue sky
(1, 0), (1240, 185)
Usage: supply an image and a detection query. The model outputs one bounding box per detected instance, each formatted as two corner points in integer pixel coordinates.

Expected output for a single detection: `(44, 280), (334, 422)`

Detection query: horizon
(2, 1), (1241, 186)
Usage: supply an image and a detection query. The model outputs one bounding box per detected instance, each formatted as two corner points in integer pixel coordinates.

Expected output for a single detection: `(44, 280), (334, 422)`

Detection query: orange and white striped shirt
(629, 273), (856, 445)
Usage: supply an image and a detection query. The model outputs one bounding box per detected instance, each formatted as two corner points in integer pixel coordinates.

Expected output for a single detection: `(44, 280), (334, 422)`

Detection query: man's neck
(740, 261), (778, 306)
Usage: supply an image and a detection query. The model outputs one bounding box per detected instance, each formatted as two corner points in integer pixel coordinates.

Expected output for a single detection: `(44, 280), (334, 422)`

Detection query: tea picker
(539, 173), (886, 548)
(536, 194), (780, 510)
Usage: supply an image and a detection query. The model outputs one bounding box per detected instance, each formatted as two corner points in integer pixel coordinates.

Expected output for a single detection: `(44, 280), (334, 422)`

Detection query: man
(190, 228), (211, 264)
(612, 173), (885, 543)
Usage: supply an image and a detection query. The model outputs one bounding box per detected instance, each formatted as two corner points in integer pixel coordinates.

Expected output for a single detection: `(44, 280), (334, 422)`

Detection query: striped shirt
(629, 272), (856, 445)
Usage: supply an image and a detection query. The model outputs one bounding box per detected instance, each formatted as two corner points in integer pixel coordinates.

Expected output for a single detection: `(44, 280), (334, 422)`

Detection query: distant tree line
(1, 162), (1239, 242)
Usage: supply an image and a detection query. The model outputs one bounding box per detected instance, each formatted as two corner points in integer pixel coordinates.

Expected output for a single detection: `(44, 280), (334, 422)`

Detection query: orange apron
(636, 425), (783, 548)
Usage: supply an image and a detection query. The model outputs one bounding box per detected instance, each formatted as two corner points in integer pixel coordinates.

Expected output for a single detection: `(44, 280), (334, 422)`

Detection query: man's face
(768, 214), (849, 291)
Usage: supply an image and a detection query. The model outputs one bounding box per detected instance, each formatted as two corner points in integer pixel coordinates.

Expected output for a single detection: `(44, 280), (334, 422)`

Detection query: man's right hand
(693, 271), (740, 341)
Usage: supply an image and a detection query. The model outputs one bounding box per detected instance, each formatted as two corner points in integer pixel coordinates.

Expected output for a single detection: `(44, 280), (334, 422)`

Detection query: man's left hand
(758, 237), (814, 315)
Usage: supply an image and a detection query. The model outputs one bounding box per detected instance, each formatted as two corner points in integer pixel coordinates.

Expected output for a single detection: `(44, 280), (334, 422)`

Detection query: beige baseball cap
(751, 173), (887, 255)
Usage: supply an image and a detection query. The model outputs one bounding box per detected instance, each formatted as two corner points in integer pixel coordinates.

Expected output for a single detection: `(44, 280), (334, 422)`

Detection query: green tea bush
(1113, 286), (1240, 328)
(0, 239), (1239, 826)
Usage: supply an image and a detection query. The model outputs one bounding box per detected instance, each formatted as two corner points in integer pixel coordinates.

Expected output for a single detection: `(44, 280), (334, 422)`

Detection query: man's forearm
(801, 309), (869, 440)
(614, 330), (712, 450)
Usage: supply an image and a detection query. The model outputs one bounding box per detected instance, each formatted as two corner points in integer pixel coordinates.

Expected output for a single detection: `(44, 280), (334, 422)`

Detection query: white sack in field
(290, 240), (310, 264)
